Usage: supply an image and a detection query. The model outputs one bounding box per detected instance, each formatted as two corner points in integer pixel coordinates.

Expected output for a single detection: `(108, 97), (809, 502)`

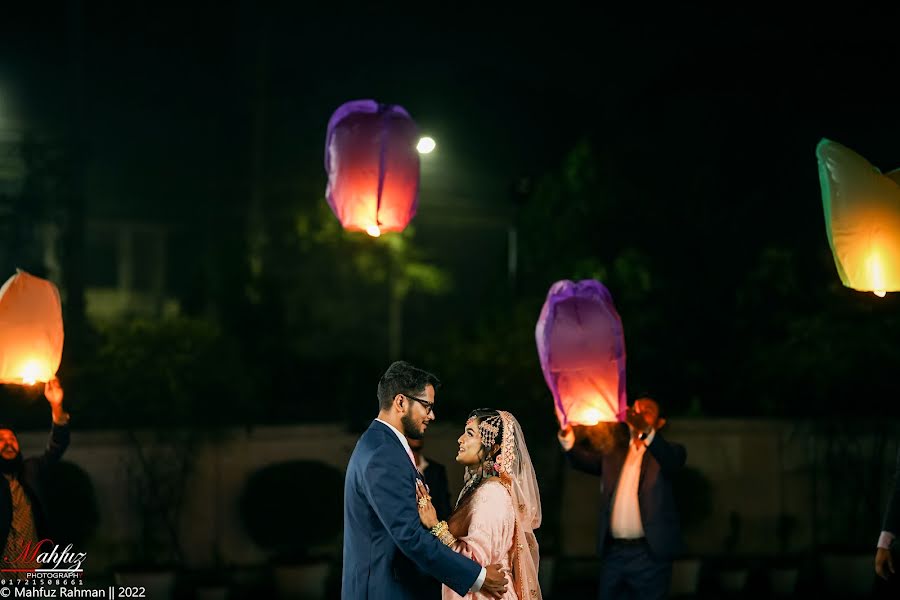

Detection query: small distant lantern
(0, 270), (64, 385)
(325, 100), (420, 237)
(535, 279), (627, 427)
(817, 138), (900, 297)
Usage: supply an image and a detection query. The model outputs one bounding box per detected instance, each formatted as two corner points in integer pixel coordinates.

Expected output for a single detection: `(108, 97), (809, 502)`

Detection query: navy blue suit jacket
(342, 420), (481, 599)
(566, 423), (687, 560)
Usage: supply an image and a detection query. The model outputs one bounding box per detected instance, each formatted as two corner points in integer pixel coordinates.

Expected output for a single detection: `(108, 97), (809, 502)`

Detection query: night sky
(3, 4), (900, 417)
(4, 6), (896, 211)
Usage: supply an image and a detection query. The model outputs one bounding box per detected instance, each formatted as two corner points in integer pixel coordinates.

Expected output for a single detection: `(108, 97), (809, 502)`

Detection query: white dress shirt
(374, 419), (486, 593)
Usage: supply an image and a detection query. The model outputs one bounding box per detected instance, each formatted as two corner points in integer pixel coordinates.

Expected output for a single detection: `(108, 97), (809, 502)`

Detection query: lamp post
(385, 136), (438, 360)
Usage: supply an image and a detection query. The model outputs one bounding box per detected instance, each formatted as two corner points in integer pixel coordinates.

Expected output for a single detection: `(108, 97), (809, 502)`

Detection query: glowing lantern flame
(577, 407), (603, 426)
(366, 225), (382, 238)
(868, 253), (887, 297)
(20, 360), (45, 385)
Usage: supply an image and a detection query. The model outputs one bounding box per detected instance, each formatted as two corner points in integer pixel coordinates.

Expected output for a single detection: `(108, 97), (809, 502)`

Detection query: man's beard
(0, 453), (22, 475)
(401, 411), (424, 440)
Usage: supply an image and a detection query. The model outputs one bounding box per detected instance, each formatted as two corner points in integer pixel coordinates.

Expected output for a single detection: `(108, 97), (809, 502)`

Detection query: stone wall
(15, 418), (897, 572)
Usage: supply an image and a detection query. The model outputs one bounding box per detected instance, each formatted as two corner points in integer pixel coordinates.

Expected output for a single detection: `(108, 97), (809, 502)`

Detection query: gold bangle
(439, 530), (457, 546)
(430, 521), (455, 546)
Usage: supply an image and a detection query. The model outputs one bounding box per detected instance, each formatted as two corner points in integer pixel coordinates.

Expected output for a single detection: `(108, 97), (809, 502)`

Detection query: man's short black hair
(377, 361), (441, 411)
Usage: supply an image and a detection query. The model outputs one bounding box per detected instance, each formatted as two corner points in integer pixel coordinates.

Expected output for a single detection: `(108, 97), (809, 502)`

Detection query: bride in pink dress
(416, 409), (543, 600)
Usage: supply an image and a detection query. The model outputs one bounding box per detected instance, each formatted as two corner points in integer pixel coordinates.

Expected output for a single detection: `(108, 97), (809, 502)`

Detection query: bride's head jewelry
(467, 414), (502, 451)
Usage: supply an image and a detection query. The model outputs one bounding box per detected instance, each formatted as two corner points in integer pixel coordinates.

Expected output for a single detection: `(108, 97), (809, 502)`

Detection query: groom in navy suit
(343, 361), (508, 599)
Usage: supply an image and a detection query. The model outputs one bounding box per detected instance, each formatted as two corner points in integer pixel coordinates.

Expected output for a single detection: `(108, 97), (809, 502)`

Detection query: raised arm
(39, 378), (70, 468)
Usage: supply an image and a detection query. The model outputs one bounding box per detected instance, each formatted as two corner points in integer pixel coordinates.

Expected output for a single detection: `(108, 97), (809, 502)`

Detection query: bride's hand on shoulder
(415, 480), (439, 528)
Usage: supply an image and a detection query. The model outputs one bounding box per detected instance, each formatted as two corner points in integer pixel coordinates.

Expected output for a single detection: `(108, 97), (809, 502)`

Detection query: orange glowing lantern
(817, 138), (900, 297)
(0, 270), (64, 385)
(535, 280), (627, 427)
(325, 100), (420, 236)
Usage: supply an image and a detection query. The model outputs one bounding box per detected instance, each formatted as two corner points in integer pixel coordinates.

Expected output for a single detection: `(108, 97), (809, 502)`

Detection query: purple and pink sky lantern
(324, 100), (420, 238)
(535, 279), (627, 427)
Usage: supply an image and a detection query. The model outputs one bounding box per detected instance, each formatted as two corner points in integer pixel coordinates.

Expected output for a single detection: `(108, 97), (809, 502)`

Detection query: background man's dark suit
(422, 459), (451, 523)
(413, 456), (453, 599)
(875, 447), (900, 596)
(882, 447), (900, 547)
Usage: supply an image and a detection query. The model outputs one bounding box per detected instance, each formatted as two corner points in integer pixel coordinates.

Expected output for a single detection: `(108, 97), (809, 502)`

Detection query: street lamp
(416, 136), (436, 154)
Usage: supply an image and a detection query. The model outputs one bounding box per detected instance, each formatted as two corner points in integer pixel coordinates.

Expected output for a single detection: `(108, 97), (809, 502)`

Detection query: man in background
(875, 446), (899, 596)
(559, 397), (686, 599)
(407, 435), (453, 599)
(0, 377), (70, 579)
(409, 436), (451, 522)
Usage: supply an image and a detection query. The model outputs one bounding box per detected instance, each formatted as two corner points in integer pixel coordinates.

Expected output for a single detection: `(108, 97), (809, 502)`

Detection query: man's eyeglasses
(403, 394), (434, 415)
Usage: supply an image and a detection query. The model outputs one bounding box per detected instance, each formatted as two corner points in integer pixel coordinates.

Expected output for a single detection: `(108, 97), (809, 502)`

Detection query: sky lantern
(535, 279), (627, 428)
(817, 138), (900, 298)
(0, 270), (64, 385)
(325, 100), (420, 237)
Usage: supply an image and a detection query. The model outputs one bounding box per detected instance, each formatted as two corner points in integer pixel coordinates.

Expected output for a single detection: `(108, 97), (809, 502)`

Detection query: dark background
(0, 5), (898, 431)
(2, 4), (900, 598)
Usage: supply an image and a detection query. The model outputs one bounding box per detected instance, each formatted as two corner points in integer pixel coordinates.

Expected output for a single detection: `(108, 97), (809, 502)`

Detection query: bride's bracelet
(430, 521), (456, 546)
